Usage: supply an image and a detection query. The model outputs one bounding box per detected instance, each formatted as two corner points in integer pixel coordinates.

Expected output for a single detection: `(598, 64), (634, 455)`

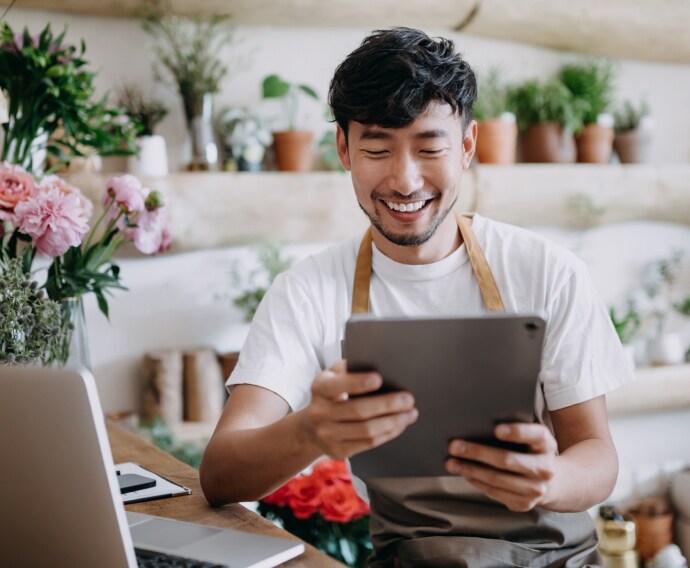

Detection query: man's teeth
(384, 200), (426, 212)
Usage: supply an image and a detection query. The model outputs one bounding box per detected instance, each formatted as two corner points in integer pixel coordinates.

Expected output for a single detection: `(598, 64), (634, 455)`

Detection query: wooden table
(107, 421), (343, 567)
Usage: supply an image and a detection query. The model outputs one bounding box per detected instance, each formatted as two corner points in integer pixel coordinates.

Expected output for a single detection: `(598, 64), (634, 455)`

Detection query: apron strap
(352, 213), (504, 314)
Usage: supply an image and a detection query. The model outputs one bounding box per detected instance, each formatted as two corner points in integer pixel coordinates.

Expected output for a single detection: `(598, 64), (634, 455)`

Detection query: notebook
(0, 365), (305, 568)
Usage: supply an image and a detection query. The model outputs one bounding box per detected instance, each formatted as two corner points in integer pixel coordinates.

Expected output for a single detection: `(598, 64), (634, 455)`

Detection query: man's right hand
(298, 360), (418, 460)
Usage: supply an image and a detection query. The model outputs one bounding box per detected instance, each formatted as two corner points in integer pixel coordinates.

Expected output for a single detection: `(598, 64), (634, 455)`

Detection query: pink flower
(15, 186), (90, 257)
(0, 162), (37, 222)
(102, 174), (146, 215)
(128, 208), (173, 255)
(39, 175), (93, 220)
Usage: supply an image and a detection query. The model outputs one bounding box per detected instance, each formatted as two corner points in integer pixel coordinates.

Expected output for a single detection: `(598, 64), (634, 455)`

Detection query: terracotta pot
(476, 119), (517, 164)
(272, 130), (314, 171)
(632, 513), (673, 561)
(614, 129), (653, 164)
(521, 122), (576, 163)
(576, 124), (614, 163)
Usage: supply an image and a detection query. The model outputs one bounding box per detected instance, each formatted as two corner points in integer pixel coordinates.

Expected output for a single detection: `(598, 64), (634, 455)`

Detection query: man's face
(337, 101), (476, 248)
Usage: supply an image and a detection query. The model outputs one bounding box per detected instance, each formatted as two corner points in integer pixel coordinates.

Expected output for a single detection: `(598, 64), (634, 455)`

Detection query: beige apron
(351, 213), (602, 568)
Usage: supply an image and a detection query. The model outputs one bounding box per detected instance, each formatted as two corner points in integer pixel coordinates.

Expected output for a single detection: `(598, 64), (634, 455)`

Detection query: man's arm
(445, 395), (618, 512)
(200, 361), (418, 506)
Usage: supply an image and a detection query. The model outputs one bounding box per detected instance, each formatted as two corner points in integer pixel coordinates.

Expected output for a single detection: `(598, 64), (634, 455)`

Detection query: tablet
(344, 313), (546, 478)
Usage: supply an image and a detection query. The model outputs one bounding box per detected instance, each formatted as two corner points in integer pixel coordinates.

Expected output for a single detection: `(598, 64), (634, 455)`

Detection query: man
(201, 28), (634, 567)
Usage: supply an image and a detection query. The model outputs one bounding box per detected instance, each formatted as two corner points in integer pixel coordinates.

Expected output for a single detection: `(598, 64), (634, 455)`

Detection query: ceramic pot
(576, 124), (614, 163)
(632, 513), (674, 561)
(476, 117), (517, 164)
(521, 122), (576, 163)
(614, 129), (653, 164)
(128, 135), (168, 177)
(272, 130), (314, 171)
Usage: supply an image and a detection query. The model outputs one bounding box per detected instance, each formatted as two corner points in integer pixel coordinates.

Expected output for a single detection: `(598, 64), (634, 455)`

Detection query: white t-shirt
(228, 214), (634, 424)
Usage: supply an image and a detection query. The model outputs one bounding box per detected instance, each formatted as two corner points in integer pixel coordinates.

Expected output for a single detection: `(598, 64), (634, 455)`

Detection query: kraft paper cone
(142, 349), (184, 426)
(183, 348), (225, 422)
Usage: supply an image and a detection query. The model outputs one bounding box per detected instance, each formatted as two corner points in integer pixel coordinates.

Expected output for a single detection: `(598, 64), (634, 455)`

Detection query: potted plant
(143, 8), (234, 171)
(559, 60), (616, 164)
(609, 304), (641, 368)
(613, 99), (654, 164)
(116, 85), (169, 177)
(509, 79), (586, 163)
(0, 22), (137, 175)
(262, 74), (319, 171)
(473, 68), (517, 164)
(215, 107), (272, 172)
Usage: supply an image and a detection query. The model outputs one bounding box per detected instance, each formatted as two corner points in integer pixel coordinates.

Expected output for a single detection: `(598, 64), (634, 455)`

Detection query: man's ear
(461, 120), (478, 169)
(336, 125), (351, 171)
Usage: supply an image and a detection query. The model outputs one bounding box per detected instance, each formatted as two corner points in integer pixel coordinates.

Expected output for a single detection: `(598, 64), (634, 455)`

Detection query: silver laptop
(0, 365), (304, 568)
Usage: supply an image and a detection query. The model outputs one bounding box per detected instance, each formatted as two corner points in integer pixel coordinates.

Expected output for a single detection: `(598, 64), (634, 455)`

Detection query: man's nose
(385, 153), (424, 196)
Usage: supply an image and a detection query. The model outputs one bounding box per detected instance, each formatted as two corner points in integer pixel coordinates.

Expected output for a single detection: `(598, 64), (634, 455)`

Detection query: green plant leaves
(262, 74), (291, 98)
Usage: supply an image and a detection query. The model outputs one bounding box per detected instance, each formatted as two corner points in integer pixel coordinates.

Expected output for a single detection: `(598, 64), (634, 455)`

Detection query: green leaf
(262, 74), (290, 99)
(298, 84), (319, 100)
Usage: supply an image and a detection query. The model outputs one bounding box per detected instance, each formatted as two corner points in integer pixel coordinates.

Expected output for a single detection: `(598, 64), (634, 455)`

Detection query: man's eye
(420, 149), (445, 155)
(364, 150), (388, 156)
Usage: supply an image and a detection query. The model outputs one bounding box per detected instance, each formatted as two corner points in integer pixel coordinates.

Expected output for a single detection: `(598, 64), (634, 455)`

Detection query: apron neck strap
(351, 213), (504, 314)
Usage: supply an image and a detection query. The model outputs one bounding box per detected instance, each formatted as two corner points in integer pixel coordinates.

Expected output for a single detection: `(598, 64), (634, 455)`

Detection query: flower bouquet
(258, 460), (373, 567)
(0, 162), (172, 366)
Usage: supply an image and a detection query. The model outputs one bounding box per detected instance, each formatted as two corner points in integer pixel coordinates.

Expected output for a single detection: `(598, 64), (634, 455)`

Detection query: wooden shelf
(608, 364), (690, 416)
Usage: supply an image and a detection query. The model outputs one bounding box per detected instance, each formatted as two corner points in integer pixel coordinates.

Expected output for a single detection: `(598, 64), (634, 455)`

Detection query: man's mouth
(382, 199), (432, 213)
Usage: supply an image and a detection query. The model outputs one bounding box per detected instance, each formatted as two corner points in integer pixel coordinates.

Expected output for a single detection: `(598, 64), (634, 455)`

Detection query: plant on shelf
(509, 78), (587, 163)
(0, 164), (173, 367)
(559, 59), (616, 163)
(258, 459), (372, 567)
(613, 99), (653, 164)
(0, 22), (137, 175)
(473, 68), (517, 164)
(215, 107), (272, 172)
(142, 4), (234, 171)
(227, 242), (293, 322)
(262, 74), (320, 171)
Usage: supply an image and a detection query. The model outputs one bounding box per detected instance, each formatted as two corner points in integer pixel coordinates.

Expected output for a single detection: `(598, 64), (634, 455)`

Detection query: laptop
(0, 365), (305, 568)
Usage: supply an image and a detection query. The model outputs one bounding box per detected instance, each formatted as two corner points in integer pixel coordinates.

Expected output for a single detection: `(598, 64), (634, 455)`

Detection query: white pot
(128, 135), (168, 177)
(649, 333), (686, 365)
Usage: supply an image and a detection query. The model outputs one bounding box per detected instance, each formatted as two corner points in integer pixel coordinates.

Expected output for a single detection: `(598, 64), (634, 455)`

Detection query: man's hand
(298, 360), (418, 460)
(446, 423), (558, 512)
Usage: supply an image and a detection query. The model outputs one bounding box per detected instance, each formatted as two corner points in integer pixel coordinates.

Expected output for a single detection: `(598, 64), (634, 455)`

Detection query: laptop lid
(0, 365), (137, 567)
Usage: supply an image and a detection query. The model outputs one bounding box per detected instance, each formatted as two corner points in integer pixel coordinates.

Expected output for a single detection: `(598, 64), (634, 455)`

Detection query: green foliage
(262, 74), (319, 131)
(258, 503), (372, 567)
(558, 60), (616, 125)
(0, 22), (138, 174)
(318, 130), (345, 171)
(115, 85), (168, 137)
(675, 296), (690, 317)
(474, 68), (515, 122)
(230, 242), (293, 322)
(609, 305), (641, 345)
(0, 257), (62, 365)
(508, 79), (587, 133)
(142, 5), (234, 125)
(138, 417), (206, 470)
(614, 99), (651, 133)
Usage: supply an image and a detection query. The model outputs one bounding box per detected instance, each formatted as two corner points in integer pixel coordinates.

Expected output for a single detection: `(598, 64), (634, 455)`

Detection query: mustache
(371, 190), (440, 202)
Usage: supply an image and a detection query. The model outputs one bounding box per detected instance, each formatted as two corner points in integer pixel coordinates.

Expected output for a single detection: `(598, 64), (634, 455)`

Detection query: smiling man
(201, 28), (634, 567)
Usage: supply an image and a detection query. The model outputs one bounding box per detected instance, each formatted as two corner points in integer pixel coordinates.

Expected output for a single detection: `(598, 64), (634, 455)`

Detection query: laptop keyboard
(135, 548), (227, 567)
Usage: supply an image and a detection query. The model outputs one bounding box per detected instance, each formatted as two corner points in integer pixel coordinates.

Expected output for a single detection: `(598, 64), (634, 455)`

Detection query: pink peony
(0, 162), (38, 222)
(15, 186), (90, 257)
(39, 175), (93, 220)
(127, 208), (173, 255)
(102, 174), (146, 215)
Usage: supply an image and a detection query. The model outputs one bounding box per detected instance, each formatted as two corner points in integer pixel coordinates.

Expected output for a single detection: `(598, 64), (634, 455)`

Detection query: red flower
(320, 481), (369, 523)
(287, 475), (322, 520)
(263, 482), (292, 507)
(311, 459), (351, 486)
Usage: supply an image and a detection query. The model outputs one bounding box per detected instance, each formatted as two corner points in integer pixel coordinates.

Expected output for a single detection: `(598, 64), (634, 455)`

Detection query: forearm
(200, 410), (322, 506)
(542, 437), (618, 513)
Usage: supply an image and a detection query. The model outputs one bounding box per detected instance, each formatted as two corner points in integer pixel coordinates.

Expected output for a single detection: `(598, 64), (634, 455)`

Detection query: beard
(359, 193), (458, 247)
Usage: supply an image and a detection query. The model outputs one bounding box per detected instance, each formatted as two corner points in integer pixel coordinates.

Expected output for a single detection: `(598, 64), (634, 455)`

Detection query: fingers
(323, 391), (415, 421)
(312, 365), (382, 400)
(453, 473), (544, 513)
(495, 423), (558, 454)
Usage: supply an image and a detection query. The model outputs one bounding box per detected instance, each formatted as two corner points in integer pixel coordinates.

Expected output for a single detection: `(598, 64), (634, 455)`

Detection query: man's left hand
(446, 423), (558, 512)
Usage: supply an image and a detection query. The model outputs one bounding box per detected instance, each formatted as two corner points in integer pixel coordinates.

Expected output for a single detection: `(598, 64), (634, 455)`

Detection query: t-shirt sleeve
(225, 271), (323, 411)
(540, 259), (636, 411)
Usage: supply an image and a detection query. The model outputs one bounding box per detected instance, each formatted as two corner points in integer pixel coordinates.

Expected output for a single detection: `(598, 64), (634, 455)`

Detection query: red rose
(287, 476), (321, 520)
(320, 481), (369, 523)
(262, 482), (292, 507)
(312, 459), (350, 486)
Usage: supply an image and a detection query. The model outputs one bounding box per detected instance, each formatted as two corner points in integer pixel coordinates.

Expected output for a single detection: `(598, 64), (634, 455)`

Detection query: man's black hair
(328, 27), (477, 139)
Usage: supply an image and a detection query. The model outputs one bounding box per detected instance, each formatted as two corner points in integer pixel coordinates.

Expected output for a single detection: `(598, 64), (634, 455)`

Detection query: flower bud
(145, 190), (165, 211)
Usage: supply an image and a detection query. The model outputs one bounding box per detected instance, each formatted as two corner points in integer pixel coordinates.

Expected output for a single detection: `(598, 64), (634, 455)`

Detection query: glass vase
(55, 297), (92, 371)
(183, 91), (219, 171)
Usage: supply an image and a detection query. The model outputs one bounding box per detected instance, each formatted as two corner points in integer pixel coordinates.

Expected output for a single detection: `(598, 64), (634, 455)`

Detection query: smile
(383, 199), (428, 212)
